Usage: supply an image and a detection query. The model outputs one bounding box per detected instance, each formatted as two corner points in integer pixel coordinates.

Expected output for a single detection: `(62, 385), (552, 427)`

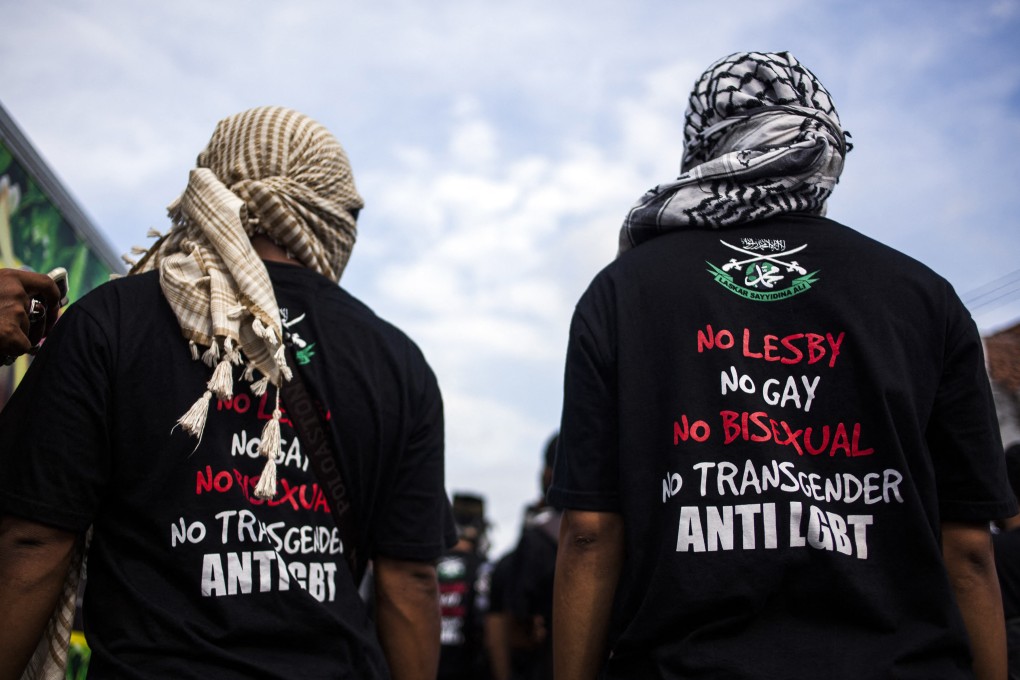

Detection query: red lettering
(697, 325), (715, 353)
(697, 325), (734, 353)
(778, 421), (805, 456)
(196, 466), (214, 494)
(271, 478), (301, 510)
(806, 333), (826, 364)
(674, 415), (710, 443)
(851, 422), (873, 456)
(213, 470), (232, 492)
(780, 333), (805, 365)
(749, 411), (772, 442)
(195, 466), (330, 512)
(742, 328), (763, 359)
(216, 393), (252, 414)
(233, 393), (251, 413)
(826, 332), (845, 368)
(763, 334), (780, 361)
(830, 423), (851, 456)
(720, 410), (741, 444)
(803, 425), (830, 455)
(257, 393), (293, 426)
(314, 488), (331, 514)
(299, 484), (315, 510)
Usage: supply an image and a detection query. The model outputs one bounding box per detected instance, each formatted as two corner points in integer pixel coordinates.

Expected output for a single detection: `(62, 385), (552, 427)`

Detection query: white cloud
(2, 0), (1019, 554)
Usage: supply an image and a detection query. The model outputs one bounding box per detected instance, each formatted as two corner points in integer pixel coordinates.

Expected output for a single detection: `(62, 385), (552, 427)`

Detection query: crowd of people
(0, 50), (1017, 680)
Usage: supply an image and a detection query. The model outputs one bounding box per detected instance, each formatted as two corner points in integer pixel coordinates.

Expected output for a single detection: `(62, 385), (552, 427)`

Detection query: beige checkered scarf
(129, 107), (363, 498)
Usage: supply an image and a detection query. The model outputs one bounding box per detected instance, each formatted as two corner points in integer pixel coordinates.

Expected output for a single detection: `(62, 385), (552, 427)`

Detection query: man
(0, 106), (453, 679)
(438, 493), (493, 680)
(0, 267), (60, 363)
(550, 52), (1016, 680)
(993, 443), (1020, 677)
(488, 434), (561, 680)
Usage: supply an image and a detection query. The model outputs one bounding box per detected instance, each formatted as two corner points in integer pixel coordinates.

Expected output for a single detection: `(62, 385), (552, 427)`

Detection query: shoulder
(70, 271), (165, 320)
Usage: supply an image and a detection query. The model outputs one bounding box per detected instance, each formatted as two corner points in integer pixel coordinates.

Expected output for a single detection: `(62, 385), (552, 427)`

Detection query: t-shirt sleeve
(927, 286), (1017, 522)
(372, 357), (455, 561)
(548, 286), (621, 512)
(0, 302), (114, 532)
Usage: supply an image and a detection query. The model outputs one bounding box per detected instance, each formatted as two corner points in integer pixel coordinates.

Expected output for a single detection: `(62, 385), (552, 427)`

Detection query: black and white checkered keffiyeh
(618, 51), (851, 254)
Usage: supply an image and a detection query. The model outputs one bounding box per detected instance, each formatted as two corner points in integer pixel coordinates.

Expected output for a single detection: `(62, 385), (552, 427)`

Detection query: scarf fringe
(254, 457), (278, 499)
(223, 338), (243, 366)
(251, 375), (270, 396)
(273, 345), (293, 381)
(178, 390), (212, 438)
(201, 340), (220, 368)
(254, 393), (282, 499)
(208, 356), (234, 401)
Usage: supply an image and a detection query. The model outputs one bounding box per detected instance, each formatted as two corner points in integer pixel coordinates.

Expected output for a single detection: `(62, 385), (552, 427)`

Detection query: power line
(962, 268), (1020, 307)
(969, 287), (1020, 318)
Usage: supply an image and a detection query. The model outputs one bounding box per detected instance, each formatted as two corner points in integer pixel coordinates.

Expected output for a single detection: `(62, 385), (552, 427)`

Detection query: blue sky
(3, 0), (1019, 554)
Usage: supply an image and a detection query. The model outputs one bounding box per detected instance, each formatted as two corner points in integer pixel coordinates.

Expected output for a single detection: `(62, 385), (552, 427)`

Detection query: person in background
(551, 51), (1016, 680)
(994, 443), (1020, 678)
(438, 492), (494, 680)
(500, 433), (560, 680)
(0, 106), (454, 680)
(484, 549), (516, 680)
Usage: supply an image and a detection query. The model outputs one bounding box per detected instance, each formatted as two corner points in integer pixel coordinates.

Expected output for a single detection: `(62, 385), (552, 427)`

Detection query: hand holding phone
(0, 267), (68, 364)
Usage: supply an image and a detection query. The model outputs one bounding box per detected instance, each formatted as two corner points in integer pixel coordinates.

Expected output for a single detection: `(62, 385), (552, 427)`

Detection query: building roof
(986, 322), (1020, 394)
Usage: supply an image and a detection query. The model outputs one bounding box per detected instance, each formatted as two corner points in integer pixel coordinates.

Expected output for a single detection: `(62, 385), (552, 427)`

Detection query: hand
(0, 268), (61, 361)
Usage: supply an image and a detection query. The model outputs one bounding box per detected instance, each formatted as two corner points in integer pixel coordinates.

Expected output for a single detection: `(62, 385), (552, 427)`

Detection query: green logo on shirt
(706, 238), (819, 302)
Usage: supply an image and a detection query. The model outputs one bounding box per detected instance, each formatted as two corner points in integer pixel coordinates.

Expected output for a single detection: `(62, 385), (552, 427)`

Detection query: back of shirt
(549, 214), (1016, 679)
(0, 262), (453, 679)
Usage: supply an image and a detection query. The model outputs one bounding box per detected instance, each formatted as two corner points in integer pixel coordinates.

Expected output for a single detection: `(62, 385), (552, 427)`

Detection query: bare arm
(374, 556), (441, 680)
(942, 520), (1006, 680)
(553, 509), (624, 680)
(0, 515), (77, 680)
(484, 611), (512, 680)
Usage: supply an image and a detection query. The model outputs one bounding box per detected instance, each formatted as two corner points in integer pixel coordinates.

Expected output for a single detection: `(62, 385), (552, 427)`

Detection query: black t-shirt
(0, 262), (454, 679)
(506, 507), (559, 680)
(548, 215), (1017, 679)
(437, 548), (492, 680)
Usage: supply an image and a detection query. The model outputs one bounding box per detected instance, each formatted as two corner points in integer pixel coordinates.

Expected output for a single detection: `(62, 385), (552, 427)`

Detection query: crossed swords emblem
(720, 240), (807, 289)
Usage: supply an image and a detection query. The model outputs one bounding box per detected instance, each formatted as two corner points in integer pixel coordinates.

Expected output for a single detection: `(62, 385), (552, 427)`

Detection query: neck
(251, 235), (302, 266)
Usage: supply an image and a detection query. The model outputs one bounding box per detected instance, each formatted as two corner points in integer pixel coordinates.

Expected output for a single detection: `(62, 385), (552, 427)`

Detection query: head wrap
(618, 51), (850, 254)
(130, 106), (363, 497)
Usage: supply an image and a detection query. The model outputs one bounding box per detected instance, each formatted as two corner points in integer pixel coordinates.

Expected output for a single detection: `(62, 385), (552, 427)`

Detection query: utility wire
(962, 268), (1020, 307)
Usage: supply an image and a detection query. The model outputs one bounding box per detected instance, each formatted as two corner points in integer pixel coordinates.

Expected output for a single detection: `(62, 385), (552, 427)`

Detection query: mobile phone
(25, 267), (70, 354)
(48, 267), (69, 308)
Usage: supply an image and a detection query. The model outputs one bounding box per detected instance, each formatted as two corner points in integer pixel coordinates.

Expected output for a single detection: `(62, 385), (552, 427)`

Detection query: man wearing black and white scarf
(551, 52), (1013, 680)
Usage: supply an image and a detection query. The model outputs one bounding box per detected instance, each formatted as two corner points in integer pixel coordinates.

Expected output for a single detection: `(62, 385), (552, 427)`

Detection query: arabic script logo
(706, 238), (820, 302)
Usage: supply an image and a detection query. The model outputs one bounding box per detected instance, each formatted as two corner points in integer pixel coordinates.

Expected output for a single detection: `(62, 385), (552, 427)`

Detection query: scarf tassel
(201, 340), (220, 368)
(178, 390), (212, 439)
(208, 356), (234, 401)
(251, 375), (270, 396)
(241, 361), (256, 383)
(253, 397), (282, 499)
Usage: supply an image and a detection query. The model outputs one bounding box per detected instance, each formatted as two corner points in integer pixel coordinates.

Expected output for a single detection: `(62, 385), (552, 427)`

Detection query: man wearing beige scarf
(0, 106), (453, 680)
